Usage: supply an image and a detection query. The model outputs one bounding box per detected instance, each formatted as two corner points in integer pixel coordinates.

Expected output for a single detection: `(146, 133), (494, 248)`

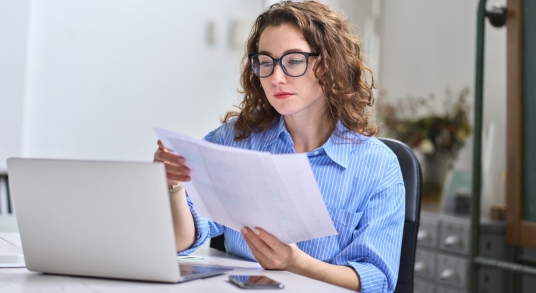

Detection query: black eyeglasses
(248, 52), (319, 78)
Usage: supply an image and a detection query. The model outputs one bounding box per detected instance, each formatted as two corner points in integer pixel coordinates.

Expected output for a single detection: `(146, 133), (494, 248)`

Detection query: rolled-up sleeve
(344, 183), (405, 293)
(177, 194), (224, 255)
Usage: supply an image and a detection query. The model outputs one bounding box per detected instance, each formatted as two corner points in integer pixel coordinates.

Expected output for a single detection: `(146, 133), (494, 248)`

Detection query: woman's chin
(271, 105), (301, 116)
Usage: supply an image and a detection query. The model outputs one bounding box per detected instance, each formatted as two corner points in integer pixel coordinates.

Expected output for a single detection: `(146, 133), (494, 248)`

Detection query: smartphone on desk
(229, 275), (284, 289)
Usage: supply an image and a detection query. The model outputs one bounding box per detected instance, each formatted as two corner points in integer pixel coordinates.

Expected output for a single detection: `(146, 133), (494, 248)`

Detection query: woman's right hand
(154, 140), (196, 251)
(153, 140), (191, 185)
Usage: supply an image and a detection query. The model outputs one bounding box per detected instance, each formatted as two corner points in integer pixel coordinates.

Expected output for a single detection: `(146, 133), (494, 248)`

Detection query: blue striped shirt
(179, 116), (405, 293)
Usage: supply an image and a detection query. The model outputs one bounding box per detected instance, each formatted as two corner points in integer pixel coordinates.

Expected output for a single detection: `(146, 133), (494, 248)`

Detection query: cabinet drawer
(415, 248), (436, 279)
(418, 216), (440, 248)
(436, 253), (468, 288)
(415, 278), (436, 293)
(439, 219), (470, 255)
(436, 284), (464, 293)
(480, 233), (508, 259)
(479, 268), (507, 293)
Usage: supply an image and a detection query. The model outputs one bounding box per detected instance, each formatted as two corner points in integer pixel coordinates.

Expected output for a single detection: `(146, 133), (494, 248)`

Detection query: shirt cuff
(348, 261), (389, 293)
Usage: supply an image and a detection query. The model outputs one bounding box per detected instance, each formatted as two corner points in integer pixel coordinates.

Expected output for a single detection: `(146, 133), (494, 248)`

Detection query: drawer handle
(417, 230), (430, 241)
(414, 262), (428, 273)
(444, 235), (463, 248)
(440, 269), (458, 281)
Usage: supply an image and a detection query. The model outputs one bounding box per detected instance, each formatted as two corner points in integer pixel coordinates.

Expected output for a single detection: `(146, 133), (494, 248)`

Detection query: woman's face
(257, 24), (326, 119)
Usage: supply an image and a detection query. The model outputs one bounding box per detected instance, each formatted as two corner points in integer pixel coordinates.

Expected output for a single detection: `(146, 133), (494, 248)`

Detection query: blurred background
(0, 0), (507, 212)
(5, 1), (533, 292)
(0, 0), (506, 214)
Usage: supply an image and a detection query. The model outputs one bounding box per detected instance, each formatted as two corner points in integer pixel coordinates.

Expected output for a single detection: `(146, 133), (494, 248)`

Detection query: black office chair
(209, 138), (422, 293)
(380, 138), (422, 293)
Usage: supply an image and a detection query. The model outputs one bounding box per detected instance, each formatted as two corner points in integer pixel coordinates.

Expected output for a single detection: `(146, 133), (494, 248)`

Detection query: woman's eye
(260, 61), (273, 67)
(288, 59), (304, 66)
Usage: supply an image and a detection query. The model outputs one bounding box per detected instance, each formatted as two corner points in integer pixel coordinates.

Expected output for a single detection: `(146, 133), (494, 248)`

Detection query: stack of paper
(155, 127), (337, 244)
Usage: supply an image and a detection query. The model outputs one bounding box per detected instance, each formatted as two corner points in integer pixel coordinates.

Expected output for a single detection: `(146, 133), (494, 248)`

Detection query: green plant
(377, 87), (472, 156)
(377, 87), (473, 199)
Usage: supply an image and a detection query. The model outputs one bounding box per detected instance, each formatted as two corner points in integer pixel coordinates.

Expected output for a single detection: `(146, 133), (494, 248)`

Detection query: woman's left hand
(241, 227), (303, 271)
(241, 227), (360, 291)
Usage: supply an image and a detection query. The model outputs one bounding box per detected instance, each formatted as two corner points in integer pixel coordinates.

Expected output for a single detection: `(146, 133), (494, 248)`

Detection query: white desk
(0, 233), (353, 292)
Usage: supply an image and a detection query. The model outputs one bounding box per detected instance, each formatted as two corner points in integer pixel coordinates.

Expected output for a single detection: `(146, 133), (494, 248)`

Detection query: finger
(242, 228), (271, 254)
(242, 228), (273, 257)
(252, 228), (284, 250)
(154, 149), (186, 165)
(162, 161), (191, 182)
(157, 140), (171, 153)
(163, 162), (190, 177)
(163, 161), (190, 175)
(165, 171), (191, 182)
(154, 148), (178, 162)
(243, 228), (273, 252)
(242, 233), (270, 265)
(253, 228), (286, 252)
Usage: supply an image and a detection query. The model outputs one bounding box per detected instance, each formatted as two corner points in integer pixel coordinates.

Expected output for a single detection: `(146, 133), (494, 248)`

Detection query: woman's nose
(270, 63), (287, 84)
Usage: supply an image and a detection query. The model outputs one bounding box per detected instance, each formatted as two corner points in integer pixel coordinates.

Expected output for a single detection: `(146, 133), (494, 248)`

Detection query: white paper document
(154, 127), (337, 244)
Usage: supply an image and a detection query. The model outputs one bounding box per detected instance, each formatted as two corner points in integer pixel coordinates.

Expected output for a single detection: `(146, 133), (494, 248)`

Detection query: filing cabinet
(436, 253), (468, 288)
(415, 248), (436, 279)
(414, 212), (512, 293)
(439, 217), (470, 255)
(414, 278), (435, 293)
(417, 216), (440, 248)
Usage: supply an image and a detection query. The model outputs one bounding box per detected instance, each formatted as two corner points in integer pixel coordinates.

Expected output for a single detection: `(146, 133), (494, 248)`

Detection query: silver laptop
(6, 158), (231, 282)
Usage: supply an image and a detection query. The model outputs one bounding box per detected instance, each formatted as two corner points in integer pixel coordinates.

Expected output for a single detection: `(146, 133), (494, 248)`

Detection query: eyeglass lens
(250, 53), (309, 77)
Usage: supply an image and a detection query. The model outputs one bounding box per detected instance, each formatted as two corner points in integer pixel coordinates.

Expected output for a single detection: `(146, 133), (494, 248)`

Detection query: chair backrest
(379, 138), (422, 293)
(0, 175), (18, 232)
(210, 138), (422, 293)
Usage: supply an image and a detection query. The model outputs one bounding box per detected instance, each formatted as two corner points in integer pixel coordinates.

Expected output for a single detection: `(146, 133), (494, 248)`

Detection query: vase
(421, 151), (455, 203)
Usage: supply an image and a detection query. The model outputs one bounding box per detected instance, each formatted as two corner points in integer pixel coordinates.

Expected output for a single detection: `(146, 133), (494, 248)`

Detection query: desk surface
(0, 233), (353, 292)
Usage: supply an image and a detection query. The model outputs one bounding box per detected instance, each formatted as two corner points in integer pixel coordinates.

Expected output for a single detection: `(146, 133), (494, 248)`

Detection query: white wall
(0, 0), (380, 172)
(0, 0), (29, 173)
(2, 0), (508, 214)
(325, 0), (381, 77)
(19, 0), (263, 163)
(378, 0), (507, 213)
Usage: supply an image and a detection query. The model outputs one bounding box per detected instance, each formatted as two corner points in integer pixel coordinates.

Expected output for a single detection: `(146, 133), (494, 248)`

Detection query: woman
(154, 1), (404, 292)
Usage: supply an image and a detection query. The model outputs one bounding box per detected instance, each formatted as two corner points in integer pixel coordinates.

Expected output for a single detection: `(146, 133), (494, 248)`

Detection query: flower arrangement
(377, 87), (473, 200)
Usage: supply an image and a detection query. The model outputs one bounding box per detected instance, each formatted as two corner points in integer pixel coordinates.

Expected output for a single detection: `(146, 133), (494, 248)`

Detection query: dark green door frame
(469, 0), (536, 292)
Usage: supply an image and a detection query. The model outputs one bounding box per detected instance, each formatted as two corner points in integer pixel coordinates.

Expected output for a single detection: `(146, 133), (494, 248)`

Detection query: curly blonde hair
(223, 0), (378, 140)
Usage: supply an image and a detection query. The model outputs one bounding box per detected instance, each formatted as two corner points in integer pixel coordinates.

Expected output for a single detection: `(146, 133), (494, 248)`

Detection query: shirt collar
(262, 117), (362, 169)
(322, 120), (359, 169)
(263, 115), (289, 148)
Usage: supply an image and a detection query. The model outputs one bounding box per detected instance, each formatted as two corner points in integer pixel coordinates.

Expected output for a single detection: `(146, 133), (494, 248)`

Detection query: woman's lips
(274, 91), (293, 99)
